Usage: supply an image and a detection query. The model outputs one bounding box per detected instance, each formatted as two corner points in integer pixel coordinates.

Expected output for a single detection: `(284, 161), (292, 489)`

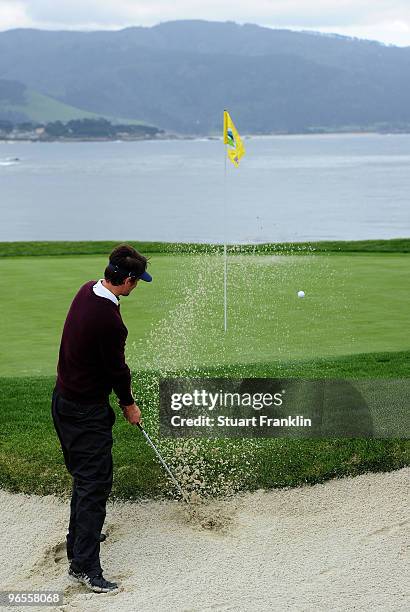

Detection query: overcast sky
(0, 0), (409, 46)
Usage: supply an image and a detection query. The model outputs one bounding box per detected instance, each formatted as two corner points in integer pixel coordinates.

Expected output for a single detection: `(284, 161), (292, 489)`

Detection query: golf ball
(297, 290), (305, 298)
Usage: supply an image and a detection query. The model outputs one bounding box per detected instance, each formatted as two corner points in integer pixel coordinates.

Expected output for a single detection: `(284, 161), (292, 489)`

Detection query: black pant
(51, 388), (115, 578)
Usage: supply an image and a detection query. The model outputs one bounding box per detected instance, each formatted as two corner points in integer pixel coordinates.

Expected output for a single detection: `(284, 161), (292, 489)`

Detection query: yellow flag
(223, 110), (245, 167)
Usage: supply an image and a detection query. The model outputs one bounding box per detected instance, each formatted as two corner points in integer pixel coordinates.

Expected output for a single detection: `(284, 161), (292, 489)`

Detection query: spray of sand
(127, 248), (350, 502)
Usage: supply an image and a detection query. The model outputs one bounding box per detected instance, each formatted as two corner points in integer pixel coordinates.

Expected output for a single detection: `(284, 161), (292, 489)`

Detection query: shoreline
(2, 130), (410, 144)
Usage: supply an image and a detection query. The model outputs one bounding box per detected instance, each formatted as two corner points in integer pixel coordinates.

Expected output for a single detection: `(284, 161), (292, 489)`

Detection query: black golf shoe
(69, 565), (118, 593)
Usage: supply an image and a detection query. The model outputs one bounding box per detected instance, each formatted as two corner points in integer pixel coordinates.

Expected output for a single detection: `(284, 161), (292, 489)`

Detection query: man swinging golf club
(51, 244), (152, 593)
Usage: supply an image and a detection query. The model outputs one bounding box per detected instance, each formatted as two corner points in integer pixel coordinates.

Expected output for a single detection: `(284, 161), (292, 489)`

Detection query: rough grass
(0, 352), (408, 500)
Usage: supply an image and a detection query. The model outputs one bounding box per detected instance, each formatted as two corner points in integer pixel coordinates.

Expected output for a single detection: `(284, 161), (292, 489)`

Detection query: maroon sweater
(56, 281), (134, 406)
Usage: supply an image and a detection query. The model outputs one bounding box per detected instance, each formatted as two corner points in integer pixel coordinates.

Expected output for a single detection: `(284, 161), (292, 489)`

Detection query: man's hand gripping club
(121, 402), (142, 426)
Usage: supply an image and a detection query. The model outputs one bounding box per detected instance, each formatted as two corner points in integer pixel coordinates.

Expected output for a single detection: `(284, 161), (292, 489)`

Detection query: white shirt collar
(93, 279), (119, 306)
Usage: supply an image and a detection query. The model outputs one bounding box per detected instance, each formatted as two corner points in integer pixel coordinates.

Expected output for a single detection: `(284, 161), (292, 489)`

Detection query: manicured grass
(0, 251), (409, 376)
(0, 352), (408, 500)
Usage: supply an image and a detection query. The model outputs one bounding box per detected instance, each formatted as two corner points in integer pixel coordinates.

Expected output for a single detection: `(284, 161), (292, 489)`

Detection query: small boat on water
(0, 157), (20, 165)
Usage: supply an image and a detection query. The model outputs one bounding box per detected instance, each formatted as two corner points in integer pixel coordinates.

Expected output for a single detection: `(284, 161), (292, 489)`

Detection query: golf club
(136, 422), (186, 500)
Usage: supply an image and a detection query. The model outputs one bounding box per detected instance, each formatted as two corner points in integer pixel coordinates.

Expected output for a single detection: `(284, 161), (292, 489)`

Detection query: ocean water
(0, 133), (409, 242)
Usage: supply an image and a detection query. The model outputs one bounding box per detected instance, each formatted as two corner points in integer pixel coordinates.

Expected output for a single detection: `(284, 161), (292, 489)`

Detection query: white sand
(0, 469), (408, 612)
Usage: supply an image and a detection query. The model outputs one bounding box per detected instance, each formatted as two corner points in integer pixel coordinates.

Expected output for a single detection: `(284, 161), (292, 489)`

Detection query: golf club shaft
(136, 423), (185, 498)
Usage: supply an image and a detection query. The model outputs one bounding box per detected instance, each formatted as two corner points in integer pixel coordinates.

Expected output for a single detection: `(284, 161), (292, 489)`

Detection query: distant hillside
(0, 79), (157, 126)
(1, 20), (410, 134)
(0, 79), (108, 122)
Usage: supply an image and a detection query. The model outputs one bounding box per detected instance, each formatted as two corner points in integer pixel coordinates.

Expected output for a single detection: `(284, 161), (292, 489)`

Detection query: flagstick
(223, 144), (228, 332)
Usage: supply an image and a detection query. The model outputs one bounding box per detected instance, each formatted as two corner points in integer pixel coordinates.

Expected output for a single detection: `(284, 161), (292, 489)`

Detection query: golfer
(51, 244), (152, 593)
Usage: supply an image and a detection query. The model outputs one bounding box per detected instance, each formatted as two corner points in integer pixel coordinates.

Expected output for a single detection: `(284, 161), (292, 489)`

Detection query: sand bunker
(0, 468), (408, 611)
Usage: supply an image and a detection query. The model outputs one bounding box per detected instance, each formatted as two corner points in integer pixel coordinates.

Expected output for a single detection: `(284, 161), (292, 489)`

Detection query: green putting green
(0, 251), (408, 377)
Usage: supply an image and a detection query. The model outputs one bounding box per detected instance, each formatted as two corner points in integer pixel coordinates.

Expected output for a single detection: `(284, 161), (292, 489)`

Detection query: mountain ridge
(1, 20), (409, 134)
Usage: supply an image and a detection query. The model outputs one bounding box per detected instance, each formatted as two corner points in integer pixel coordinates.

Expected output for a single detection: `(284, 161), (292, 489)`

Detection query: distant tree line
(0, 119), (37, 132)
(45, 118), (162, 137)
(0, 118), (163, 138)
